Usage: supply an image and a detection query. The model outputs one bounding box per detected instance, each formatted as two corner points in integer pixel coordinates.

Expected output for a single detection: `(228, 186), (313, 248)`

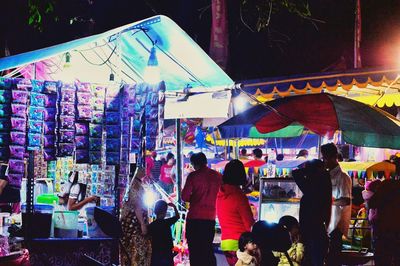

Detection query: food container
(53, 210), (79, 238)
(21, 204), (54, 238)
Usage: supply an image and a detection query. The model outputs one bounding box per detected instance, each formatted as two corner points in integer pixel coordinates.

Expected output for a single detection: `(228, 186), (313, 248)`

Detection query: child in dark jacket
(148, 200), (179, 266)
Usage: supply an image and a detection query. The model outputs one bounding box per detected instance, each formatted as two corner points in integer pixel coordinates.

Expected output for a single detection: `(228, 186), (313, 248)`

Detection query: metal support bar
(175, 119), (182, 208)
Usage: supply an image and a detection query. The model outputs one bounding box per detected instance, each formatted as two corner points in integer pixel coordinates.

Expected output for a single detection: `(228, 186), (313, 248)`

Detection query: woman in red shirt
(217, 160), (255, 266)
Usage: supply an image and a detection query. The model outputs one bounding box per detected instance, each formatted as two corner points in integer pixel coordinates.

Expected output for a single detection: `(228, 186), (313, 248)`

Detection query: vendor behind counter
(0, 164), (20, 213)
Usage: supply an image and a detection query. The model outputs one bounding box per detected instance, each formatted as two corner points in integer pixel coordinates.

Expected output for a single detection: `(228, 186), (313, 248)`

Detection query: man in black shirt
(148, 200), (180, 266)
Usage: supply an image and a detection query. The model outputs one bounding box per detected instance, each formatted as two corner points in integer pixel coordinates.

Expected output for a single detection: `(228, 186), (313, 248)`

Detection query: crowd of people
(121, 143), (400, 266)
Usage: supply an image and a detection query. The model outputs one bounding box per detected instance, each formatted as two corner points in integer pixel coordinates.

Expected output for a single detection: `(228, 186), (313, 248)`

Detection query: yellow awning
(352, 94), (400, 107)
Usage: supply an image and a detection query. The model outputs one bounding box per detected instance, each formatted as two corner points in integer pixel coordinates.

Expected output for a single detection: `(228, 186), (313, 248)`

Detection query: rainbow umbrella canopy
(218, 93), (400, 149)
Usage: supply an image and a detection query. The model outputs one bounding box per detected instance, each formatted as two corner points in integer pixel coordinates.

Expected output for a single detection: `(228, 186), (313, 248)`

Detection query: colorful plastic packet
(91, 111), (104, 124)
(0, 90), (11, 104)
(29, 107), (45, 120)
(28, 120), (43, 134)
(89, 124), (102, 138)
(0, 133), (9, 146)
(106, 139), (120, 152)
(8, 159), (25, 174)
(89, 138), (102, 151)
(76, 150), (89, 164)
(77, 92), (91, 105)
(7, 173), (23, 188)
(75, 123), (89, 136)
(58, 143), (74, 156)
(43, 135), (55, 148)
(31, 80), (44, 92)
(106, 152), (120, 165)
(0, 148), (9, 159)
(77, 105), (91, 120)
(28, 133), (41, 148)
(30, 92), (46, 107)
(60, 117), (75, 130)
(43, 81), (60, 94)
(9, 145), (25, 159)
(44, 122), (56, 134)
(11, 90), (28, 104)
(60, 104), (75, 116)
(44, 94), (57, 107)
(44, 108), (56, 121)
(75, 136), (89, 149)
(106, 125), (120, 138)
(105, 112), (119, 125)
(43, 148), (56, 161)
(0, 118), (11, 131)
(10, 132), (26, 146)
(89, 151), (102, 164)
(59, 130), (75, 143)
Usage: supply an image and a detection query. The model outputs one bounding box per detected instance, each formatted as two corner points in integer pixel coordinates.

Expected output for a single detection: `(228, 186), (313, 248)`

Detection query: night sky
(1, 0), (400, 81)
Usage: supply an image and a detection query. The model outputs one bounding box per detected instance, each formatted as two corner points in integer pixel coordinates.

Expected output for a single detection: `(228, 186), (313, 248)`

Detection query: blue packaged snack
(106, 125), (120, 138)
(47, 171), (56, 179)
(121, 136), (129, 149)
(76, 150), (89, 164)
(10, 132), (26, 146)
(11, 90), (28, 104)
(106, 152), (120, 165)
(0, 133), (10, 146)
(0, 78), (13, 89)
(106, 139), (120, 152)
(59, 130), (75, 143)
(44, 122), (56, 135)
(120, 149), (129, 163)
(0, 104), (11, 117)
(43, 135), (55, 148)
(31, 80), (44, 92)
(89, 124), (102, 138)
(43, 81), (60, 94)
(44, 108), (56, 121)
(0, 90), (11, 104)
(0, 118), (10, 132)
(29, 107), (45, 121)
(89, 151), (102, 164)
(75, 123), (89, 135)
(0, 148), (9, 159)
(89, 138), (102, 151)
(122, 122), (130, 135)
(30, 92), (45, 107)
(106, 112), (119, 125)
(9, 145), (25, 159)
(28, 120), (43, 134)
(130, 137), (140, 152)
(28, 133), (41, 147)
(75, 136), (89, 149)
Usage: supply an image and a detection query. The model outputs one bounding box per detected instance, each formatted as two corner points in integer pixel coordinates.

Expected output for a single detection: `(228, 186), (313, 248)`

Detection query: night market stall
(0, 15), (234, 265)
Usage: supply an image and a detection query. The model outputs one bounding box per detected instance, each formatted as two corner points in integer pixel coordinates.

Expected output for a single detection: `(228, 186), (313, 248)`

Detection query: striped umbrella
(218, 94), (400, 149)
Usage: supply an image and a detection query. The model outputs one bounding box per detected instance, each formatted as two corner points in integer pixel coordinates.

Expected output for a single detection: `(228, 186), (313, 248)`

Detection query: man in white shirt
(321, 143), (352, 266)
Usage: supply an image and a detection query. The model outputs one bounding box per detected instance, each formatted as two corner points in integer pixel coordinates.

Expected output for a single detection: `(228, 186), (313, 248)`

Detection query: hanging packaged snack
(10, 132), (26, 146)
(77, 105), (91, 120)
(106, 152), (120, 165)
(77, 92), (91, 105)
(121, 136), (129, 149)
(91, 111), (104, 124)
(9, 145), (25, 159)
(89, 151), (102, 164)
(60, 117), (75, 130)
(60, 86), (76, 103)
(43, 81), (60, 94)
(16, 79), (31, 91)
(7, 173), (23, 188)
(8, 159), (25, 174)
(44, 108), (56, 121)
(106, 139), (120, 152)
(29, 106), (45, 121)
(76, 150), (89, 164)
(59, 130), (75, 143)
(0, 90), (11, 104)
(75, 81), (91, 93)
(89, 124), (102, 138)
(31, 80), (44, 92)
(28, 133), (41, 149)
(11, 90), (28, 105)
(120, 149), (129, 163)
(105, 97), (120, 112)
(0, 118), (11, 132)
(106, 125), (120, 139)
(0, 104), (11, 117)
(0, 148), (9, 159)
(44, 149), (56, 161)
(44, 122), (56, 135)
(30, 92), (46, 107)
(0, 133), (9, 146)
(28, 120), (43, 134)
(75, 123), (89, 136)
(89, 138), (102, 151)
(75, 136), (89, 149)
(44, 94), (57, 107)
(43, 135), (55, 148)
(60, 103), (75, 116)
(58, 143), (74, 156)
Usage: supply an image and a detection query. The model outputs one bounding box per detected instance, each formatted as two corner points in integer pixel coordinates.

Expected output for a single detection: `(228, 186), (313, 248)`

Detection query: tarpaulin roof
(0, 15), (233, 92)
(241, 68), (400, 107)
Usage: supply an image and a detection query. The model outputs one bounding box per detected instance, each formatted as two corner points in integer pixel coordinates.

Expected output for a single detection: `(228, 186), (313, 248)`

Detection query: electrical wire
(74, 44), (118, 66)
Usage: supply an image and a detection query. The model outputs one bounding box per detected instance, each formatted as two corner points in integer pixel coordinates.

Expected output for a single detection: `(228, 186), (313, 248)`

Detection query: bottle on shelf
(266, 149), (276, 178)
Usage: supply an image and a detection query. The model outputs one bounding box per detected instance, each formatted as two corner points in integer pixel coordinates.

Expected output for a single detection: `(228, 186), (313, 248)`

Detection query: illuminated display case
(258, 178), (302, 223)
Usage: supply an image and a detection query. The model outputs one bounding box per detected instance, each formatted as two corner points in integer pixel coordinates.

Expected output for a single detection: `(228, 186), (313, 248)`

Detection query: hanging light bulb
(143, 46), (161, 84)
(63, 52), (72, 68)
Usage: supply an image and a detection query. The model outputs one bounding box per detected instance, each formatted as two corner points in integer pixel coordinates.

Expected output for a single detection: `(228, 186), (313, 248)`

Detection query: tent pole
(317, 135), (322, 159)
(175, 119), (182, 208)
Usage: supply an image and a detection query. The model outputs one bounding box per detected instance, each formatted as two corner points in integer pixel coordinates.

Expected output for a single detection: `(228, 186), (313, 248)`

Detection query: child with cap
(148, 200), (180, 266)
(236, 232), (260, 266)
